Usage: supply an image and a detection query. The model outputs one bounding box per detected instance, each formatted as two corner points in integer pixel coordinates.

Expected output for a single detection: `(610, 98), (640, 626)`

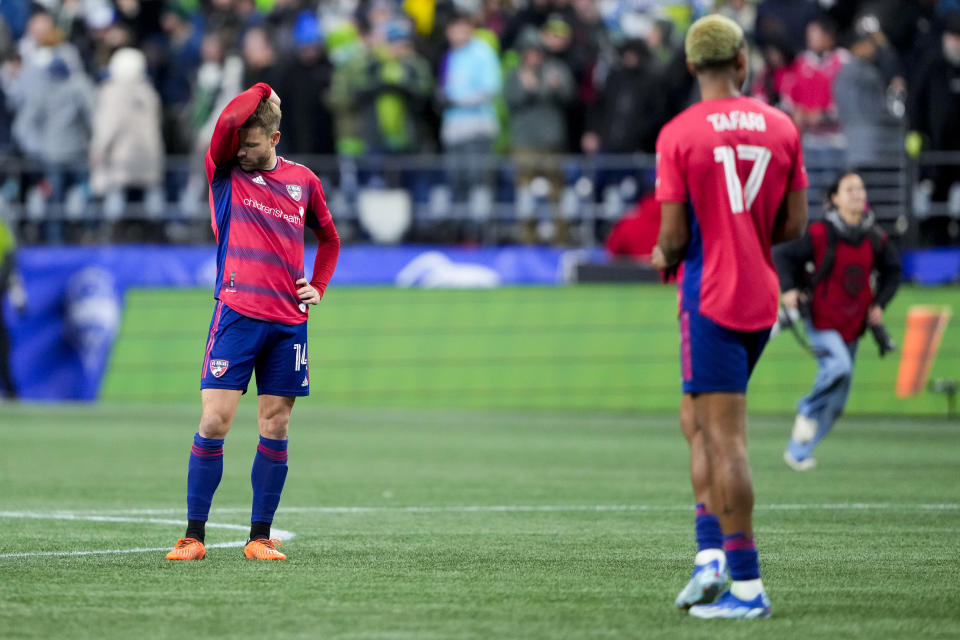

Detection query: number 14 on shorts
(293, 343), (308, 371)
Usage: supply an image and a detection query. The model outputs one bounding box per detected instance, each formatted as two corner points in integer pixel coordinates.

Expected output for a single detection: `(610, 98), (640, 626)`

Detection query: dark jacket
(910, 50), (960, 151)
(774, 211), (901, 339)
(588, 65), (667, 153)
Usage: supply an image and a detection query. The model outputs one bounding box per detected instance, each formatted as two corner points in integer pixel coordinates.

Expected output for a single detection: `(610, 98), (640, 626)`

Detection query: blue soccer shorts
(200, 301), (310, 397)
(680, 309), (770, 394)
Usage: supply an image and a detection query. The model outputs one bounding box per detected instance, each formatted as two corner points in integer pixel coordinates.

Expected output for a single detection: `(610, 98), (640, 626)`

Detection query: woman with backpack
(774, 171), (902, 470)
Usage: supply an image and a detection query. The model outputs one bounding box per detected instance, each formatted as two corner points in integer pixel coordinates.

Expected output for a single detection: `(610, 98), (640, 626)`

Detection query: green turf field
(3, 285), (959, 637)
(102, 284), (959, 415)
(1, 403), (958, 639)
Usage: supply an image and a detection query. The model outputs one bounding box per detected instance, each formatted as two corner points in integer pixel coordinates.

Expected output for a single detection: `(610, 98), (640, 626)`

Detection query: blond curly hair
(685, 14), (745, 69)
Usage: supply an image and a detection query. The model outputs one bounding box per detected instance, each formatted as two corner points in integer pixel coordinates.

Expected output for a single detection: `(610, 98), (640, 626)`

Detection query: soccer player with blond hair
(166, 83), (340, 561)
(652, 15), (808, 617)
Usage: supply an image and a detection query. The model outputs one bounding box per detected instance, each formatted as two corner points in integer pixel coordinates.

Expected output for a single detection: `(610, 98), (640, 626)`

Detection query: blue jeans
(787, 322), (858, 460)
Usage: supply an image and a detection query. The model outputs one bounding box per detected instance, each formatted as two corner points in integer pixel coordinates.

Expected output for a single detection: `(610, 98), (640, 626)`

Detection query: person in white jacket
(89, 48), (165, 229)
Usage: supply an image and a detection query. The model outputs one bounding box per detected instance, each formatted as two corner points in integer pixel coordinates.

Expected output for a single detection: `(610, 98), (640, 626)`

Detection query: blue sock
(723, 531), (761, 581)
(695, 503), (723, 551)
(251, 436), (288, 525)
(187, 433), (224, 522)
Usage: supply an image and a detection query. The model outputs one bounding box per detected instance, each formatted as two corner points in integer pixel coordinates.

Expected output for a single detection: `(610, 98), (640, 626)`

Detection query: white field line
(1, 503), (956, 559)
(0, 512), (295, 559)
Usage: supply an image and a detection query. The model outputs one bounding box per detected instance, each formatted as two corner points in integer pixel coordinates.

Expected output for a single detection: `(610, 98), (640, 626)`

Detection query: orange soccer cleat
(243, 538), (286, 560)
(165, 537), (206, 560)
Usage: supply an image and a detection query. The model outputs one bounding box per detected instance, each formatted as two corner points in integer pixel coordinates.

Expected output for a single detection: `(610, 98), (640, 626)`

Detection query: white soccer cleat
(675, 556), (728, 609)
(783, 449), (817, 471)
(689, 589), (772, 619)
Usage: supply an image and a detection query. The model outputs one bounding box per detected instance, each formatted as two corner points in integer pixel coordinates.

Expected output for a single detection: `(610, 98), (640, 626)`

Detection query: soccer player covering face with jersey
(166, 83), (340, 561)
(651, 15), (808, 617)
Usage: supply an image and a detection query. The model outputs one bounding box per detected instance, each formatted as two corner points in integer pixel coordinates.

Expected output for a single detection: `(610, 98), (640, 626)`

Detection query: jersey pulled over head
(237, 100), (281, 172)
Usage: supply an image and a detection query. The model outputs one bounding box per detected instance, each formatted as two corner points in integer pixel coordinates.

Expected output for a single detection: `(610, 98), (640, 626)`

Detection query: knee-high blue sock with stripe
(724, 531), (761, 581)
(695, 503), (723, 552)
(250, 436), (288, 537)
(186, 433), (225, 540)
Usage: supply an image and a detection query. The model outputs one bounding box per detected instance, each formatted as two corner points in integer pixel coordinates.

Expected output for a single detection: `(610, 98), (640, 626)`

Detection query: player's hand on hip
(296, 278), (321, 305)
(867, 304), (884, 326)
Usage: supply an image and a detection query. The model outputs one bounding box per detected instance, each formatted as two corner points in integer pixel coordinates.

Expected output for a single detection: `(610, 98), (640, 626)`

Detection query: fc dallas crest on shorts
(209, 359), (229, 378)
(286, 184), (302, 201)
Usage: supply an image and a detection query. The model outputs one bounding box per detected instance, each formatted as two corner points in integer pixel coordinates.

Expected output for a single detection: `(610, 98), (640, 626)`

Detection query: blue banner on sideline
(4, 244), (955, 401)
(5, 244), (596, 401)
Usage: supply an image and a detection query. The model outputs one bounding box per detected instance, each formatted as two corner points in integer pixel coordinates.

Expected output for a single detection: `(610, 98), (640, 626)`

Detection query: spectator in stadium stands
(910, 12), (960, 202)
(749, 36), (798, 111)
(539, 14), (575, 81)
(786, 16), (850, 132)
(755, 0), (821, 52)
(12, 56), (93, 243)
(833, 33), (904, 170)
(581, 39), (666, 154)
(358, 0), (399, 45)
(438, 11), (501, 213)
(189, 32), (244, 150)
(646, 18), (679, 69)
(263, 0), (305, 56)
(204, 0), (249, 52)
(539, 13), (588, 151)
(16, 11), (83, 79)
(505, 27), (574, 244)
(242, 26), (284, 99)
(566, 0), (611, 149)
(327, 21), (370, 156)
(775, 172), (901, 471)
(478, 0), (510, 39)
(0, 216), (25, 399)
(279, 11), (335, 155)
(156, 5), (202, 154)
(355, 19), (433, 154)
(500, 0), (557, 51)
(716, 0), (757, 35)
(89, 47), (164, 230)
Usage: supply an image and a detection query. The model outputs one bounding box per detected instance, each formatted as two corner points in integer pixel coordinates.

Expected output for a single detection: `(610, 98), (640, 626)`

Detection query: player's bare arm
(652, 201), (690, 269)
(773, 189), (808, 244)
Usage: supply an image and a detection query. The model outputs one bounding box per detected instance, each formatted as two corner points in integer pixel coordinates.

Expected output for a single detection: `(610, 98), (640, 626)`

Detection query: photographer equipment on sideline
(773, 171), (901, 471)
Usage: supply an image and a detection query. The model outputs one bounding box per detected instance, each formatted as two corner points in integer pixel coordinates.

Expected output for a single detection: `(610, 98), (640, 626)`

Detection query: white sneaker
(783, 449), (817, 471)
(675, 555), (728, 609)
(791, 414), (817, 444)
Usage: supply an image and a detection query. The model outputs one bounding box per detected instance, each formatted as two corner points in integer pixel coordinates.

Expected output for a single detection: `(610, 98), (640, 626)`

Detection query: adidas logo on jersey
(252, 175), (266, 185)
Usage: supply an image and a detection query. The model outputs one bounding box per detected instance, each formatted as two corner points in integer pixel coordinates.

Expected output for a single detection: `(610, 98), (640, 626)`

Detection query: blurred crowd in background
(1, 0), (960, 246)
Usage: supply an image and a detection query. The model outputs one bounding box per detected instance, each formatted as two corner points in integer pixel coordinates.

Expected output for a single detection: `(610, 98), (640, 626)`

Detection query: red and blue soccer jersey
(205, 83), (339, 325)
(656, 96), (808, 331)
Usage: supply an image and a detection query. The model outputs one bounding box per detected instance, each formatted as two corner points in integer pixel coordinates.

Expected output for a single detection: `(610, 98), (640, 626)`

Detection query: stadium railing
(2, 145), (958, 245)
